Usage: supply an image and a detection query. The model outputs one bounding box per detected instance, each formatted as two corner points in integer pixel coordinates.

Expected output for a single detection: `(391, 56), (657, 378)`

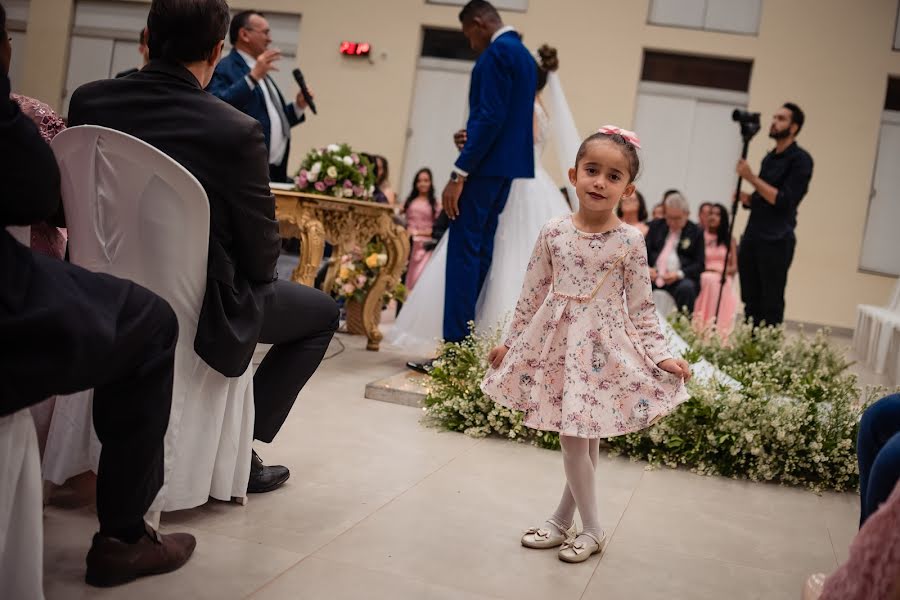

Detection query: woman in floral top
(482, 127), (690, 564)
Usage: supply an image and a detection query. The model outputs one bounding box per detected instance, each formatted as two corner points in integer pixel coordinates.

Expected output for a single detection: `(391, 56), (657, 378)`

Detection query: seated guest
(8, 89), (67, 454)
(114, 27), (150, 78)
(374, 155), (397, 208)
(0, 63), (194, 586)
(207, 10), (311, 183)
(650, 201), (665, 221)
(697, 201), (712, 230)
(692, 203), (738, 336)
(68, 0), (339, 493)
(646, 193), (704, 313)
(617, 188), (649, 236)
(857, 394), (900, 528)
(403, 167), (439, 290)
(803, 393), (900, 600)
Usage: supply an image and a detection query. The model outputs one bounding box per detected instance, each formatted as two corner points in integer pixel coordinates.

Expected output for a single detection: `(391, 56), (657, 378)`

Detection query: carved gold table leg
(293, 217), (325, 287)
(362, 219), (410, 351)
(321, 242), (344, 294)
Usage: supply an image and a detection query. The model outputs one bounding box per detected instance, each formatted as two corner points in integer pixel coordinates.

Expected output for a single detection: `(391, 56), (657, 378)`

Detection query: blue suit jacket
(206, 49), (304, 160)
(455, 31), (536, 179)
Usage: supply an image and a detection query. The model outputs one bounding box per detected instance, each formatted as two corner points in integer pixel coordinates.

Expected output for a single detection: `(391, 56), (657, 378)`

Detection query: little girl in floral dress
(482, 126), (691, 563)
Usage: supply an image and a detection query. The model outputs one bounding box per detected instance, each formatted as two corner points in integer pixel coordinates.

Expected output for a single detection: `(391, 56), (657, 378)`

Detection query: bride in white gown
(386, 48), (740, 390)
(387, 48), (580, 356)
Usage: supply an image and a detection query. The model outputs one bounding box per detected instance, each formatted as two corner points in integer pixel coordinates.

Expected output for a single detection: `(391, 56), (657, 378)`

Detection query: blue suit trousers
(443, 175), (512, 343)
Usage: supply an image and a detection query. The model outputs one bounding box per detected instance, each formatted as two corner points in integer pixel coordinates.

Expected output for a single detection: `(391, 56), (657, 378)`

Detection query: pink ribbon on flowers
(597, 125), (641, 149)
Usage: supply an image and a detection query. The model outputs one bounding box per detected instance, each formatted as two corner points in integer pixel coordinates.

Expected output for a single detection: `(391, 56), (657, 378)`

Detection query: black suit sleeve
(225, 119), (280, 283)
(0, 75), (62, 227)
(681, 225), (705, 282)
(645, 219), (664, 267)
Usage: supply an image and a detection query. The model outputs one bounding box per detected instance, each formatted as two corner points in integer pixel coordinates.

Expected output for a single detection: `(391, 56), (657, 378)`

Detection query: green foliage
(423, 315), (895, 491)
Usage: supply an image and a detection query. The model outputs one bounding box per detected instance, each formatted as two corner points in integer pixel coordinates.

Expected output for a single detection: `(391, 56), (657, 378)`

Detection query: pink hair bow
(597, 125), (641, 149)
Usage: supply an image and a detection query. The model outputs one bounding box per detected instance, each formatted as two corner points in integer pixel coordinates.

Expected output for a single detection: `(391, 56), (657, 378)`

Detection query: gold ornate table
(272, 188), (409, 351)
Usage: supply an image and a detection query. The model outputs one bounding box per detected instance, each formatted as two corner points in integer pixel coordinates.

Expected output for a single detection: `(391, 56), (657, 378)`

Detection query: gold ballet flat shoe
(558, 530), (605, 563)
(521, 519), (574, 550)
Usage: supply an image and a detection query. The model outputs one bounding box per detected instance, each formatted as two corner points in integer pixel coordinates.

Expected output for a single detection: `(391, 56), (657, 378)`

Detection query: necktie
(263, 76), (290, 137)
(656, 231), (679, 287)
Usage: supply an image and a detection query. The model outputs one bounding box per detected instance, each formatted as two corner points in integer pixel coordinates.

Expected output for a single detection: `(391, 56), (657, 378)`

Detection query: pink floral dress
(481, 216), (688, 439)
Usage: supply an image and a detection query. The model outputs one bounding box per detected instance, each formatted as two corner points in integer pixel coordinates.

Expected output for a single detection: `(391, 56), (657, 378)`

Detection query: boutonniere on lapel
(679, 238), (691, 251)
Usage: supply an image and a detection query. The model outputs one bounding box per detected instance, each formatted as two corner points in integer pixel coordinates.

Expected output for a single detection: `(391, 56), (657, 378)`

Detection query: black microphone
(292, 68), (317, 115)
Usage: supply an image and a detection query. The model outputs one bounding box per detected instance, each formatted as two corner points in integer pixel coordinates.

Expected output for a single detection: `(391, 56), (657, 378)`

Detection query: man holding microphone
(208, 10), (312, 183)
(735, 102), (813, 327)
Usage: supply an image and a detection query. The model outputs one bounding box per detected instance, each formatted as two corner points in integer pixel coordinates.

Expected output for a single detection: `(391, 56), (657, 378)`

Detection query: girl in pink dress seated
(403, 168), (439, 291)
(692, 203), (738, 336)
(482, 127), (690, 564)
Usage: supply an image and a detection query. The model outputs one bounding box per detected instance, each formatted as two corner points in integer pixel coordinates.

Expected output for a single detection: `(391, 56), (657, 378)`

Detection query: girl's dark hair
(616, 190), (647, 221)
(403, 168), (437, 216)
(709, 203), (730, 247)
(535, 44), (559, 92)
(575, 131), (641, 182)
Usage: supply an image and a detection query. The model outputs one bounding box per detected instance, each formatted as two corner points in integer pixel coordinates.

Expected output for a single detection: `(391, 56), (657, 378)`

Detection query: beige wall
(18, 0), (900, 328)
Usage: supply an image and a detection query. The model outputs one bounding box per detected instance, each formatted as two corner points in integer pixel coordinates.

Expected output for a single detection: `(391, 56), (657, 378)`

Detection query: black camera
(732, 109), (761, 142)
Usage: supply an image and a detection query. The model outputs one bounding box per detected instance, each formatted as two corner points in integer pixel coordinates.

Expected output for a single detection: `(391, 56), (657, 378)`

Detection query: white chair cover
(5, 225), (30, 246)
(42, 126), (253, 513)
(853, 278), (900, 374)
(0, 410), (44, 600)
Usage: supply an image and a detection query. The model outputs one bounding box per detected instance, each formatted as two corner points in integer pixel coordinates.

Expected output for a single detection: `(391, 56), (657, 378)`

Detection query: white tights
(546, 436), (602, 541)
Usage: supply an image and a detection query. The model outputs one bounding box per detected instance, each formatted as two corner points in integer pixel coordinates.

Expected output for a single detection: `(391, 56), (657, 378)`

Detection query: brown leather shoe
(85, 525), (196, 587)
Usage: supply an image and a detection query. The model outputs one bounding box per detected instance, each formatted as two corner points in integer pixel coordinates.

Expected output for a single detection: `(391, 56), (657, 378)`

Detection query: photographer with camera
(734, 102), (813, 327)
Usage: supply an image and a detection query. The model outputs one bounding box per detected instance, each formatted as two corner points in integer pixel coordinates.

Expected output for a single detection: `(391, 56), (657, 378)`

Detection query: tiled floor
(41, 324), (880, 600)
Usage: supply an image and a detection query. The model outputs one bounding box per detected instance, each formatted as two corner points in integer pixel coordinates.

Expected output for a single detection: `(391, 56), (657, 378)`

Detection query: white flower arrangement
(295, 143), (376, 201)
(422, 314), (897, 491)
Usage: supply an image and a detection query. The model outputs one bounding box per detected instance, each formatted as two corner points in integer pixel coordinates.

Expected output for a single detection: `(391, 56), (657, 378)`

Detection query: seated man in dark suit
(645, 193), (705, 313)
(207, 10), (310, 183)
(68, 0), (339, 493)
(114, 27), (149, 78)
(0, 66), (194, 585)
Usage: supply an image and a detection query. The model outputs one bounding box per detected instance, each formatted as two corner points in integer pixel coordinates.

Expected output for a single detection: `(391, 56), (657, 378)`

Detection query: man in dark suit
(418, 0), (534, 367)
(645, 193), (705, 313)
(114, 27), (149, 78)
(0, 32), (195, 583)
(207, 10), (310, 183)
(68, 0), (339, 494)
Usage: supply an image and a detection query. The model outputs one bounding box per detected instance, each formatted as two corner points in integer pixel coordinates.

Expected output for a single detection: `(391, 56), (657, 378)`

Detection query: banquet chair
(853, 278), (900, 374)
(42, 126), (254, 526)
(1, 228), (45, 600)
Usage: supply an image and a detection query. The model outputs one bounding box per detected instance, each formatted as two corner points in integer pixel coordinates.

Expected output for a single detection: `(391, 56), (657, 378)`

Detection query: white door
(400, 57), (472, 202)
(632, 82), (746, 217)
(860, 113), (900, 276)
(109, 39), (142, 78)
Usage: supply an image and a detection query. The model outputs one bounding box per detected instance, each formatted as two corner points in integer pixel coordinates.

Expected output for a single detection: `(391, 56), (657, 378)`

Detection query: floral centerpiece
(332, 240), (406, 335)
(295, 143), (376, 200)
(333, 240), (406, 303)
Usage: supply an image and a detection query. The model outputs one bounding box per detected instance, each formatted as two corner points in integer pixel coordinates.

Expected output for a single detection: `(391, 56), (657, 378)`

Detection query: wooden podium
(272, 188), (409, 351)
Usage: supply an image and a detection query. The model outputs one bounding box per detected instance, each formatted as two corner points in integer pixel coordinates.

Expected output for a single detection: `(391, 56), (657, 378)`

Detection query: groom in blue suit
(440, 1), (536, 347)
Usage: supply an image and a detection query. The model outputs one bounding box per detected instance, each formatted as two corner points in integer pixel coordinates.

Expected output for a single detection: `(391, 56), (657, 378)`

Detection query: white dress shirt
(237, 49), (295, 166)
(451, 26), (518, 179)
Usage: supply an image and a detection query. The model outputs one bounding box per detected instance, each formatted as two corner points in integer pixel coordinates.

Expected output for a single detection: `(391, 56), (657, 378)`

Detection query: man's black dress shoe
(406, 359), (435, 375)
(248, 450), (290, 493)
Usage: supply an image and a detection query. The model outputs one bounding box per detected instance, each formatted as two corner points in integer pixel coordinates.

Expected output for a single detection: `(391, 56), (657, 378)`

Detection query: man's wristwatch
(450, 171), (466, 184)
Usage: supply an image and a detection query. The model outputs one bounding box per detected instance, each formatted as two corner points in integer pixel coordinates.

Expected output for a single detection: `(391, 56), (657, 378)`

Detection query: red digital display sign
(339, 41), (371, 57)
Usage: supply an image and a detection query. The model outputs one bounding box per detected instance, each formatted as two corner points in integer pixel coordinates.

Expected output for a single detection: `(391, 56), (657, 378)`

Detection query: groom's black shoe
(406, 359), (435, 375)
(248, 450), (290, 493)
